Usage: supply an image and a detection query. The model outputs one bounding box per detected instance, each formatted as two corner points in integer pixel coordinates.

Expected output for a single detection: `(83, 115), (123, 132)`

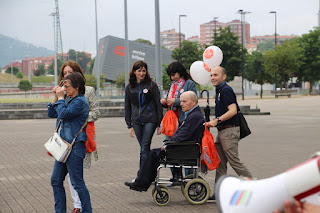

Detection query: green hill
(0, 34), (54, 67)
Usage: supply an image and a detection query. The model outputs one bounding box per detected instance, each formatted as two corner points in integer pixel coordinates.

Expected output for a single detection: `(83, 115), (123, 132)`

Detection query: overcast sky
(1, 0), (319, 57)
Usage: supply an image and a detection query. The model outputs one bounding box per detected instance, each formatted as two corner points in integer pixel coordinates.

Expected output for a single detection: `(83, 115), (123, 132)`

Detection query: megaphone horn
(215, 154), (320, 213)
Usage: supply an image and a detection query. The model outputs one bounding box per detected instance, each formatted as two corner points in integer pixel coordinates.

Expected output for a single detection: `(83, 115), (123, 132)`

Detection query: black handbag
(218, 85), (251, 139)
(238, 111), (251, 139)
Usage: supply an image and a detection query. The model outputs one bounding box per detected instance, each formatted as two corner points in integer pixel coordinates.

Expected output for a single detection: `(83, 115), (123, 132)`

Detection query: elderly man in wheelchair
(125, 91), (211, 205)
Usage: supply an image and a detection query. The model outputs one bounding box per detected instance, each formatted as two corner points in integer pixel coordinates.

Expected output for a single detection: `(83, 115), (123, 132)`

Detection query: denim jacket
(47, 94), (89, 144)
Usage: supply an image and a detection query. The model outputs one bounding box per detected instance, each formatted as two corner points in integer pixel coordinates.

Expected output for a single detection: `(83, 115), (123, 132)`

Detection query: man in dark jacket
(125, 91), (205, 191)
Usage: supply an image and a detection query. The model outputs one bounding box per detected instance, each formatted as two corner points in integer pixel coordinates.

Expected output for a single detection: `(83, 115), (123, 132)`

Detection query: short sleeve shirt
(215, 82), (240, 126)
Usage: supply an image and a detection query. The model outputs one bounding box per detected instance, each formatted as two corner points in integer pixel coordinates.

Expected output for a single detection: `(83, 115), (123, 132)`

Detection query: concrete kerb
(0, 98), (270, 120)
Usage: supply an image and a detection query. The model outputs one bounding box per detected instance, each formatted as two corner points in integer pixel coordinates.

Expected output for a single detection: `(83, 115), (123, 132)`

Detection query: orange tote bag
(161, 109), (179, 137)
(201, 123), (220, 170)
(86, 122), (96, 153)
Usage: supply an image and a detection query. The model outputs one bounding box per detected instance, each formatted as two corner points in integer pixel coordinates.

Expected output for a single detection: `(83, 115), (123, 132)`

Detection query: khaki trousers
(215, 126), (252, 184)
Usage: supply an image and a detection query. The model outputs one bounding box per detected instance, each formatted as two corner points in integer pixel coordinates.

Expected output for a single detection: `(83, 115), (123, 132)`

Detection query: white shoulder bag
(45, 119), (88, 163)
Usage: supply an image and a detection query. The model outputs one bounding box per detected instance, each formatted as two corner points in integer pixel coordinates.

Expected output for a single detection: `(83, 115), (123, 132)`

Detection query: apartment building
(19, 52), (91, 76)
(160, 29), (185, 51)
(21, 56), (55, 76)
(2, 61), (22, 73)
(200, 19), (250, 45)
(187, 35), (200, 43)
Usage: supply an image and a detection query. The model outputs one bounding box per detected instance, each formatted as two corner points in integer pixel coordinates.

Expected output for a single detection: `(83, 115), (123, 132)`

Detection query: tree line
(7, 29), (320, 96)
(165, 26), (320, 96)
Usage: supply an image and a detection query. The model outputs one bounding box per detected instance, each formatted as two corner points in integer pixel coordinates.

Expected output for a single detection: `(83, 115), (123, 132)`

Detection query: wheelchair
(151, 129), (211, 206)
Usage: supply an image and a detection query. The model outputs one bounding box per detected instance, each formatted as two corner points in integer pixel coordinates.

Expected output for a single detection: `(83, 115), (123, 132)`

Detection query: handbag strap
(70, 118), (88, 146)
(164, 101), (172, 110)
(216, 84), (228, 108)
(217, 84), (228, 94)
(54, 118), (88, 147)
(217, 84), (241, 114)
(55, 119), (62, 132)
(236, 103), (241, 113)
(52, 97), (89, 146)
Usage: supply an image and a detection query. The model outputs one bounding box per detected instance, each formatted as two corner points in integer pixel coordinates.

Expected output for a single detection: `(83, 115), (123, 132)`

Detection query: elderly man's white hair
(181, 91), (198, 103)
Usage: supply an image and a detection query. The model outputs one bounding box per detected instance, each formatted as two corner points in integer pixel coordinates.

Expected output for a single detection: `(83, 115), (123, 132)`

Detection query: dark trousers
(133, 123), (157, 176)
(135, 148), (165, 189)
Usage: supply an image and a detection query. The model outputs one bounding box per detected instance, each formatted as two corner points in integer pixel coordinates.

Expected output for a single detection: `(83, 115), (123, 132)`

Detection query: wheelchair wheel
(152, 184), (166, 197)
(181, 174), (203, 194)
(153, 187), (170, 206)
(184, 178), (210, 205)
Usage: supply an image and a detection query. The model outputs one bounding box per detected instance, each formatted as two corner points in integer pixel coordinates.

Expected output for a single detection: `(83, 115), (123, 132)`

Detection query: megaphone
(215, 153), (320, 213)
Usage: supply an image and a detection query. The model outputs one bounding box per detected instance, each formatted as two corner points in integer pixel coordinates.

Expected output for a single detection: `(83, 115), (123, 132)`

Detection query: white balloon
(203, 46), (223, 69)
(190, 61), (211, 85)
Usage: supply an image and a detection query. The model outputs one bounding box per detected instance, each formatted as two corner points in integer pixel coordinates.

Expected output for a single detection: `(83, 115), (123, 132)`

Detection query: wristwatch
(216, 117), (222, 124)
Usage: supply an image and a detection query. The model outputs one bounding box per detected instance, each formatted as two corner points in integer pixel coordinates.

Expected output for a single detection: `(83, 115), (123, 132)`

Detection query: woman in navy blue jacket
(124, 60), (163, 183)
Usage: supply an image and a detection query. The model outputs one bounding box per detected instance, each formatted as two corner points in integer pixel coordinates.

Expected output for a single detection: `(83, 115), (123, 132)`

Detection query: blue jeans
(133, 123), (157, 175)
(51, 141), (92, 213)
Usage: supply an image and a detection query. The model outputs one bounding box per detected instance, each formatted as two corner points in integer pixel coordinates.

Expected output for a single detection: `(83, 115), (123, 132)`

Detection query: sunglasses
(59, 80), (66, 86)
(63, 85), (72, 89)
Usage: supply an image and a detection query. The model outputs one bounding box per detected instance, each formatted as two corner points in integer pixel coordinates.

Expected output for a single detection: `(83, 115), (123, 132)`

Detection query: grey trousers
(215, 126), (252, 184)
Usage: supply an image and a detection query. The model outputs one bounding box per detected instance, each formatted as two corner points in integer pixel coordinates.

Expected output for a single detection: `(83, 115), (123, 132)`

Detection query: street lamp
(95, 0), (100, 98)
(269, 11), (277, 46)
(24, 54), (32, 96)
(238, 10), (244, 100)
(237, 10), (251, 100)
(124, 0), (129, 87)
(28, 57), (31, 82)
(50, 12), (58, 86)
(179, 15), (187, 49)
(155, 0), (162, 93)
(9, 47), (13, 83)
(214, 17), (218, 45)
(25, 44), (32, 84)
(269, 11), (277, 90)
